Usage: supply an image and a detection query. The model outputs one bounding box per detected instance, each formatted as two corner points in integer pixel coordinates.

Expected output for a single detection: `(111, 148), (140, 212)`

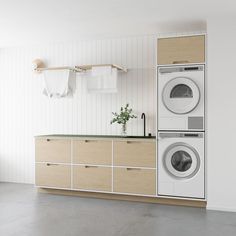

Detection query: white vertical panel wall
(0, 36), (157, 183)
(207, 18), (236, 212)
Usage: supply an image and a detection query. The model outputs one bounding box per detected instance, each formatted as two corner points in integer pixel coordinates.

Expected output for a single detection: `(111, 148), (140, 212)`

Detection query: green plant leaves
(110, 104), (137, 125)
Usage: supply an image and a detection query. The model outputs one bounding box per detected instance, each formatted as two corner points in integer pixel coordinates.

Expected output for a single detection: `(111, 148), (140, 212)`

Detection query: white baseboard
(207, 205), (236, 212)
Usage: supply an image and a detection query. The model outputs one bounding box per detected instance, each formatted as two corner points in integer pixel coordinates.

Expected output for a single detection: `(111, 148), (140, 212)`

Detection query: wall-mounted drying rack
(35, 66), (81, 73)
(33, 59), (127, 74)
(75, 64), (127, 73)
(33, 59), (82, 73)
(33, 59), (127, 95)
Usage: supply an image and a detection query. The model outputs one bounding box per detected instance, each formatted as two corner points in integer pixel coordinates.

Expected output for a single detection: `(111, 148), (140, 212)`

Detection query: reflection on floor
(0, 183), (236, 236)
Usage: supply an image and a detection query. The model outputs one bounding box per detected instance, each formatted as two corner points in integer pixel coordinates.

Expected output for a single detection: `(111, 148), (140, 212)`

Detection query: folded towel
(43, 69), (75, 98)
(87, 66), (117, 93)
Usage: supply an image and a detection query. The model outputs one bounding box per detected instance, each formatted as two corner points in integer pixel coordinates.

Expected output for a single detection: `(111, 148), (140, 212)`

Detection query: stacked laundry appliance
(157, 64), (205, 199)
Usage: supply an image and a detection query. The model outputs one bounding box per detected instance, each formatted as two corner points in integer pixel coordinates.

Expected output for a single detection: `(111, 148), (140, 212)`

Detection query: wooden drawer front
(113, 167), (156, 195)
(73, 140), (112, 165)
(157, 35), (205, 65)
(113, 141), (156, 168)
(73, 166), (112, 192)
(35, 138), (71, 163)
(35, 163), (71, 188)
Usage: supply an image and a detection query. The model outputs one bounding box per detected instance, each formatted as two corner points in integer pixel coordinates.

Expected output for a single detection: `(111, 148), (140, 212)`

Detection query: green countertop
(35, 134), (156, 139)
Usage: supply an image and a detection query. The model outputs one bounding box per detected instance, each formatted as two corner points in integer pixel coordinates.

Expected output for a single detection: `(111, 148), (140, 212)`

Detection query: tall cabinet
(156, 34), (206, 200)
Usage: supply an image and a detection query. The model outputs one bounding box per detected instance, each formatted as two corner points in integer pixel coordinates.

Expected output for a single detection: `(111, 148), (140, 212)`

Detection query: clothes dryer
(158, 65), (205, 131)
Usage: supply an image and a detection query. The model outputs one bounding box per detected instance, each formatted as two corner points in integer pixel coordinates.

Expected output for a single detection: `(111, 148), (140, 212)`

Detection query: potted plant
(110, 104), (137, 135)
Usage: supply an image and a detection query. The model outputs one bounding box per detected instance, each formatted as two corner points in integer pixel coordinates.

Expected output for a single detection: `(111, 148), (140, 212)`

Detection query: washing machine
(158, 131), (205, 199)
(158, 65), (205, 131)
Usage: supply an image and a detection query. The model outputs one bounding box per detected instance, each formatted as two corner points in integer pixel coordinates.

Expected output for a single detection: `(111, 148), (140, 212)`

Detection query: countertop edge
(34, 134), (156, 141)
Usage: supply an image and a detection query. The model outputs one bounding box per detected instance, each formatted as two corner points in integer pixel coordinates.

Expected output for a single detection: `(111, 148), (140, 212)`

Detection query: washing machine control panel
(159, 132), (203, 139)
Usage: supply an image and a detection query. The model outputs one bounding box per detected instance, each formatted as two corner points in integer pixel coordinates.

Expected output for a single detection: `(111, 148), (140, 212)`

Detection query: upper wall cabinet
(157, 35), (205, 65)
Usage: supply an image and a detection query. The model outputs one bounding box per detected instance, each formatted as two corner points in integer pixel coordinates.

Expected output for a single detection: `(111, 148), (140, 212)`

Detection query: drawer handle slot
(84, 165), (98, 168)
(172, 60), (189, 64)
(126, 141), (139, 144)
(46, 163), (59, 166)
(126, 168), (141, 171)
(84, 140), (98, 143)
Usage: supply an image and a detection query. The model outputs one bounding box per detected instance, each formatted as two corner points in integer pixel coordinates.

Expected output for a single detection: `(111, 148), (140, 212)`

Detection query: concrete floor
(0, 183), (236, 236)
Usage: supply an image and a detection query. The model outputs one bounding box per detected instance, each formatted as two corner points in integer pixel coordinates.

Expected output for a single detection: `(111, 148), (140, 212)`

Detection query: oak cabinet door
(73, 140), (112, 165)
(35, 163), (71, 188)
(35, 138), (71, 163)
(158, 35), (205, 65)
(113, 167), (156, 195)
(73, 165), (112, 192)
(113, 141), (156, 168)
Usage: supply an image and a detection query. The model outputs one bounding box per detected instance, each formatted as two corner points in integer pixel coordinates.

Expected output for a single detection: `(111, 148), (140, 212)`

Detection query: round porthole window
(163, 142), (200, 179)
(162, 77), (200, 114)
(171, 150), (192, 172)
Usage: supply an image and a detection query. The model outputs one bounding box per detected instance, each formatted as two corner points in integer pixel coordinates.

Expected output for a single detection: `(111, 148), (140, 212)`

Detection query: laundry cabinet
(72, 139), (112, 192)
(35, 135), (206, 208)
(35, 136), (156, 195)
(157, 35), (205, 65)
(35, 138), (71, 188)
(113, 140), (156, 195)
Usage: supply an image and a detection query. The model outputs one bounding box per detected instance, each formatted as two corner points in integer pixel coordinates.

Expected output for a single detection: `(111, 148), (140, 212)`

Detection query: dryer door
(162, 77), (200, 114)
(163, 142), (200, 179)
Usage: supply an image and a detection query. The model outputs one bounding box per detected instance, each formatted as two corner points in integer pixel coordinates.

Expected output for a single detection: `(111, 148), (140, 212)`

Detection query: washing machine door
(162, 77), (200, 114)
(163, 142), (200, 179)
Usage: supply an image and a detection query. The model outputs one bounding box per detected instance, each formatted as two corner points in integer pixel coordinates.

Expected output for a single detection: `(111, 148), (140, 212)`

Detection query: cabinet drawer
(35, 138), (71, 163)
(113, 167), (156, 195)
(113, 141), (156, 168)
(35, 163), (71, 188)
(157, 35), (205, 65)
(73, 166), (112, 192)
(73, 140), (112, 165)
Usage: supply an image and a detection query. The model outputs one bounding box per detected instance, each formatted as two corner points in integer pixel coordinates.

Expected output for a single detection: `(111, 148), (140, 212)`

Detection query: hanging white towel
(43, 69), (75, 98)
(87, 66), (117, 93)
(91, 65), (112, 77)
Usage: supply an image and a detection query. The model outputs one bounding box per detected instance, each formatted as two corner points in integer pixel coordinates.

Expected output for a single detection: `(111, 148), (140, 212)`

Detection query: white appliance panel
(158, 132), (205, 199)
